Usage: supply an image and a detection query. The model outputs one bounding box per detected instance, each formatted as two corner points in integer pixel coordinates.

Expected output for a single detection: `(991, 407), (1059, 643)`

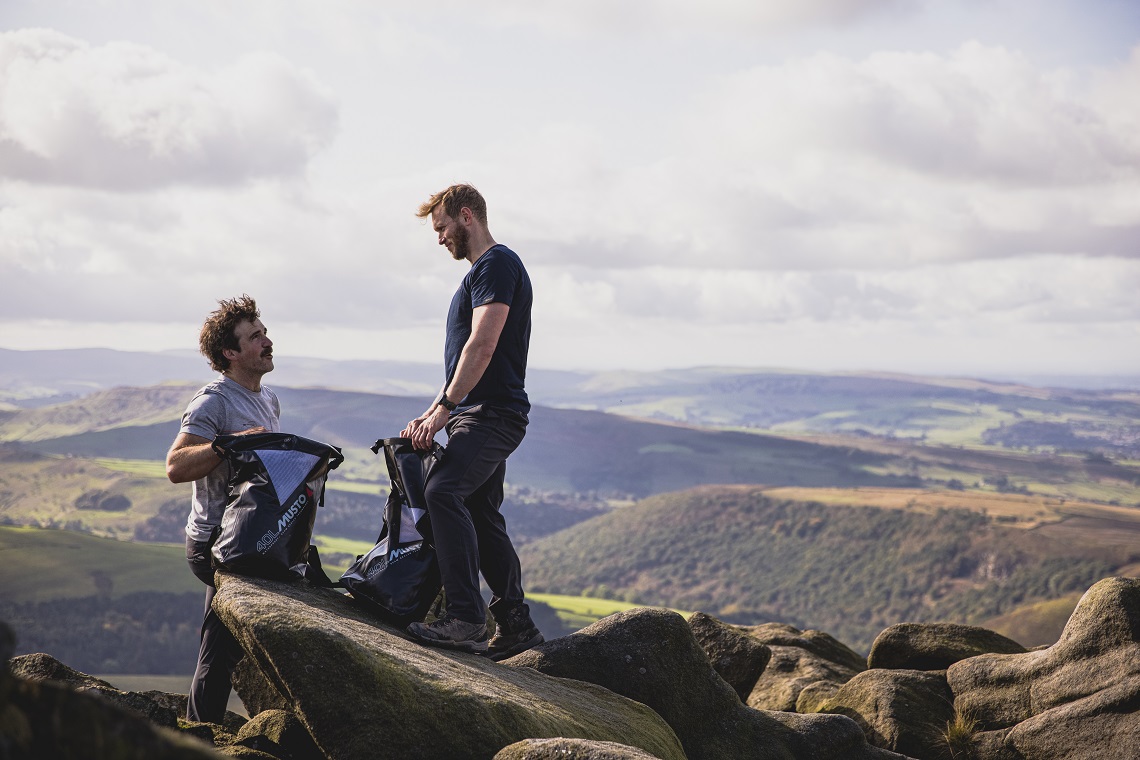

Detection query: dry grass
(942, 707), (979, 759)
(758, 485), (1124, 528)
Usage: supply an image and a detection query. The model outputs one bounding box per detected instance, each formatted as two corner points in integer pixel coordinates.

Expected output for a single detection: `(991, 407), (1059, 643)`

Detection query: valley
(1, 351), (1138, 674)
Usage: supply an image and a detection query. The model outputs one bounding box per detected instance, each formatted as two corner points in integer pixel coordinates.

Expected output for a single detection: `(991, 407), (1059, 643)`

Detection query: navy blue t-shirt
(444, 244), (532, 415)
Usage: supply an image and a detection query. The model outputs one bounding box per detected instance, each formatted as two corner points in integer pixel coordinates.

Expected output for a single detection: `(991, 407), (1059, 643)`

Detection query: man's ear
(222, 346), (239, 361)
(459, 206), (474, 224)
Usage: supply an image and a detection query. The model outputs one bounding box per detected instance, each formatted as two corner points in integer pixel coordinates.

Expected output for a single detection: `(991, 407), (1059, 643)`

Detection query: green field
(326, 479), (387, 496)
(311, 534), (375, 576)
(0, 526), (197, 604)
(93, 458), (168, 478)
(529, 592), (691, 630)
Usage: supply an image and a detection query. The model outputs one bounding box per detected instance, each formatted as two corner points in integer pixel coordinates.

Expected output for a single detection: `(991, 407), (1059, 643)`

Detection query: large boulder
(10, 651), (246, 734)
(508, 608), (910, 760)
(816, 669), (955, 760)
(946, 576), (1140, 759)
(0, 625), (221, 760)
(8, 651), (118, 690)
(686, 612), (771, 701)
(212, 571), (685, 760)
(494, 738), (664, 759)
(233, 658), (290, 715)
(743, 623), (866, 712)
(233, 709), (323, 760)
(867, 623), (1026, 670)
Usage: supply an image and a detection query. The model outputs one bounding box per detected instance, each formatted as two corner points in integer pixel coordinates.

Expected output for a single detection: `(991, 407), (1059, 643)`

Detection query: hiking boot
(406, 615), (488, 654)
(487, 603), (544, 662)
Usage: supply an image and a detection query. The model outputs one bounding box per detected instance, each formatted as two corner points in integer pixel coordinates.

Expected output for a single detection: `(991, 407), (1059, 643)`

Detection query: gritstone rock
(868, 623), (1026, 671)
(211, 571), (686, 760)
(946, 576), (1140, 760)
(494, 737), (666, 759)
(743, 622), (867, 712)
(0, 628), (221, 760)
(507, 607), (909, 760)
(816, 668), (955, 759)
(686, 611), (771, 701)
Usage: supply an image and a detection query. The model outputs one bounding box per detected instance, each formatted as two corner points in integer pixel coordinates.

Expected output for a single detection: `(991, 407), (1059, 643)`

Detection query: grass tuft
(942, 707), (979, 759)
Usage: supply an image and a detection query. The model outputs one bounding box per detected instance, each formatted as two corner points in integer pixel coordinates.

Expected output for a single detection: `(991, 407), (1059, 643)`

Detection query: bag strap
(302, 545), (343, 589)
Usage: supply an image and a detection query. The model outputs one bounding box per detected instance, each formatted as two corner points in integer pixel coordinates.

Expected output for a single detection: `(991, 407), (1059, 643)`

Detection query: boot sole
(410, 634), (488, 654)
(407, 623), (489, 654)
(487, 632), (544, 662)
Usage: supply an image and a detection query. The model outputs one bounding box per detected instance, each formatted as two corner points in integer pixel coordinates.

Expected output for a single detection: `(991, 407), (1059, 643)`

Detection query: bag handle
(370, 437), (443, 548)
(370, 437), (444, 500)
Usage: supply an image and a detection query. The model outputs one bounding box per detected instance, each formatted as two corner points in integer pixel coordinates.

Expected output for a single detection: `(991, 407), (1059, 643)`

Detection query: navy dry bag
(210, 432), (344, 580)
(339, 437), (442, 626)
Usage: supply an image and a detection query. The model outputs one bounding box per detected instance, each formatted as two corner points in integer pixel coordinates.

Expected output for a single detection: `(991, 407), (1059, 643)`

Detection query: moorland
(1, 348), (1138, 677)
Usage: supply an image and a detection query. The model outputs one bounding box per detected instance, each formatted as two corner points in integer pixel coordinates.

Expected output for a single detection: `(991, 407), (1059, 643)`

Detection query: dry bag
(210, 432), (344, 580)
(340, 437), (442, 626)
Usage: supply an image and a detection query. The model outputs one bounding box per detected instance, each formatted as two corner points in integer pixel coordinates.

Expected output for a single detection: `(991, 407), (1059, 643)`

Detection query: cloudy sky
(1, 0), (1138, 380)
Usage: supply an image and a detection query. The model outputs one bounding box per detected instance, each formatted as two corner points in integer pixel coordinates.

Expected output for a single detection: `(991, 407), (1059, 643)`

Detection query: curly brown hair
(199, 295), (260, 373)
(416, 183), (488, 225)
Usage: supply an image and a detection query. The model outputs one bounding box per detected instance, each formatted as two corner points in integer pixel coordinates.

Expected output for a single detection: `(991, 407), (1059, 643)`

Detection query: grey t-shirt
(180, 375), (281, 542)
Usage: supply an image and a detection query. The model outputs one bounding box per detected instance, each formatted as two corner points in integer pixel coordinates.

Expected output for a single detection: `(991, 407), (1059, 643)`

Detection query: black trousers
(423, 404), (528, 624)
(185, 534), (243, 723)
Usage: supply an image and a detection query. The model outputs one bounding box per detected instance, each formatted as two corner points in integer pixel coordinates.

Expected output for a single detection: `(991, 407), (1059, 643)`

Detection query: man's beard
(450, 224), (471, 261)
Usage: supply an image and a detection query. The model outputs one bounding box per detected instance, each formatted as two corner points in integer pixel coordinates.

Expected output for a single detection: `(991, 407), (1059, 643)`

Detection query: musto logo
(256, 487), (312, 554)
(363, 542), (422, 579)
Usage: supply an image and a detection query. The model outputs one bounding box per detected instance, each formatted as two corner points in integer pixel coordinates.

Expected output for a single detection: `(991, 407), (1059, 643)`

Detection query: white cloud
(0, 3), (1137, 377)
(449, 0), (915, 37)
(540, 254), (1140, 326)
(0, 29), (338, 189)
(635, 41), (1140, 269)
(433, 41), (1140, 280)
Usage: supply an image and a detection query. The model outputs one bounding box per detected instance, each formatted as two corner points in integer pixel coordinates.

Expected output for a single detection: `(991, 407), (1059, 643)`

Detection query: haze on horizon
(1, 0), (1138, 378)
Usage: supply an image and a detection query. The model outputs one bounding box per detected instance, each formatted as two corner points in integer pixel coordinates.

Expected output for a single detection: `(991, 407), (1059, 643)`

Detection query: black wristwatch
(438, 392), (458, 412)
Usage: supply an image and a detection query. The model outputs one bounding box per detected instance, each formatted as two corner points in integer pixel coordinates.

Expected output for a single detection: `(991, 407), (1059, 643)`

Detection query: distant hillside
(979, 593), (1085, 649)
(3, 348), (1139, 459)
(0, 347), (577, 407)
(518, 486), (1139, 652)
(0, 385), (933, 499)
(3, 382), (1137, 547)
(537, 368), (1140, 456)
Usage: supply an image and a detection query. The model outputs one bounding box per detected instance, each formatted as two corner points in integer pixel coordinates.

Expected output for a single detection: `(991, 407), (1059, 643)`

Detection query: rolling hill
(517, 485), (1140, 652)
(6, 383), (1139, 506)
(4, 347), (1139, 461)
(0, 385), (934, 500)
(1, 354), (1138, 673)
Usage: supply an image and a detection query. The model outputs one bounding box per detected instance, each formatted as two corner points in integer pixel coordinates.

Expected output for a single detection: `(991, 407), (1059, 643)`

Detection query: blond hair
(416, 184), (488, 225)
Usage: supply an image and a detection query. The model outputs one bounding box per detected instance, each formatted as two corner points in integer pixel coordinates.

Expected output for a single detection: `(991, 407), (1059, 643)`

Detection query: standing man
(166, 295), (280, 722)
(402, 184), (543, 660)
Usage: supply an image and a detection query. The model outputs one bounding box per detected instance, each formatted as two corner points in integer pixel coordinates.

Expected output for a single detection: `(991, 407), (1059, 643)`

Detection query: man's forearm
(166, 440), (221, 483)
(442, 340), (496, 406)
(439, 301), (508, 407)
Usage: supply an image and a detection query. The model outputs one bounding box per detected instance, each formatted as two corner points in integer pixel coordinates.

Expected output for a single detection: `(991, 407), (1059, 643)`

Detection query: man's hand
(401, 406), (449, 450)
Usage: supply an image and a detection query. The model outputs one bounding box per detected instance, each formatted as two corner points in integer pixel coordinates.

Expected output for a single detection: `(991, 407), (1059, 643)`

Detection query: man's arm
(403, 302), (508, 449)
(166, 432), (221, 483)
(166, 426), (270, 483)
